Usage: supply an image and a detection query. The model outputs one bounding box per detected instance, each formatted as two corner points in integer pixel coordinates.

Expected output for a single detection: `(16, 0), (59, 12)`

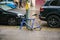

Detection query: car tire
(47, 15), (60, 27)
(8, 17), (17, 26)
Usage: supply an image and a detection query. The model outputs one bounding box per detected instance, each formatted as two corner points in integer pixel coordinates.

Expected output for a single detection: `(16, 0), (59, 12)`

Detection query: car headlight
(17, 14), (25, 18)
(17, 14), (23, 16)
(17, 14), (21, 17)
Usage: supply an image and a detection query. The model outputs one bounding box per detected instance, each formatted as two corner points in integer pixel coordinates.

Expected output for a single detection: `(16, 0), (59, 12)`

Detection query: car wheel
(8, 17), (17, 26)
(47, 15), (60, 27)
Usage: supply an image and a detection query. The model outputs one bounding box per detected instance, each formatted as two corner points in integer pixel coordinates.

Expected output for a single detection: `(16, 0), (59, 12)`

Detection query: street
(0, 8), (60, 40)
(0, 0), (60, 40)
(0, 20), (60, 40)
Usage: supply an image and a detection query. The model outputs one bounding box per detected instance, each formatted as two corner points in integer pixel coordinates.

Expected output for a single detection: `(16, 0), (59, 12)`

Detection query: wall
(36, 0), (45, 9)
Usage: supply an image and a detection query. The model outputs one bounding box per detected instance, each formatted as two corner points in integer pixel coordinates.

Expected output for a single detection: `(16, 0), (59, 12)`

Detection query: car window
(4, 0), (13, 1)
(50, 0), (58, 6)
(50, 0), (60, 6)
(8, 0), (13, 1)
(56, 0), (60, 6)
(0, 5), (12, 11)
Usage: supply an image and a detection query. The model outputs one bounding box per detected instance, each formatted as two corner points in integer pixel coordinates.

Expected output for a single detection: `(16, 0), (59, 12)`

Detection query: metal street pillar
(25, 0), (31, 29)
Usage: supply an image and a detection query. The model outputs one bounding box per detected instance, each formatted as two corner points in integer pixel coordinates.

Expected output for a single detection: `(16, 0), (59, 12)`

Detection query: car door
(0, 9), (3, 23)
(0, 10), (8, 23)
(50, 0), (60, 14)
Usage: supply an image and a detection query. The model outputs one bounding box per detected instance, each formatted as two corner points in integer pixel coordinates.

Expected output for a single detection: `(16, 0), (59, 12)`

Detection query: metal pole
(25, 0), (31, 29)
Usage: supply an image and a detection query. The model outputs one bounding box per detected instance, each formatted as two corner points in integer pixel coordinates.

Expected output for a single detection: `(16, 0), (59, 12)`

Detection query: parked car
(0, 4), (25, 25)
(0, 1), (17, 9)
(39, 0), (60, 27)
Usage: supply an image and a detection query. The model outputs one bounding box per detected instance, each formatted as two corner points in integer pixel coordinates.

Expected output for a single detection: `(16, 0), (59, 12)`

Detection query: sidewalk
(0, 29), (60, 40)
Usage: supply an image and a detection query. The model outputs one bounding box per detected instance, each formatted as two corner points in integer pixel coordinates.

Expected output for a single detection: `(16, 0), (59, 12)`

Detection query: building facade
(36, 0), (45, 6)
